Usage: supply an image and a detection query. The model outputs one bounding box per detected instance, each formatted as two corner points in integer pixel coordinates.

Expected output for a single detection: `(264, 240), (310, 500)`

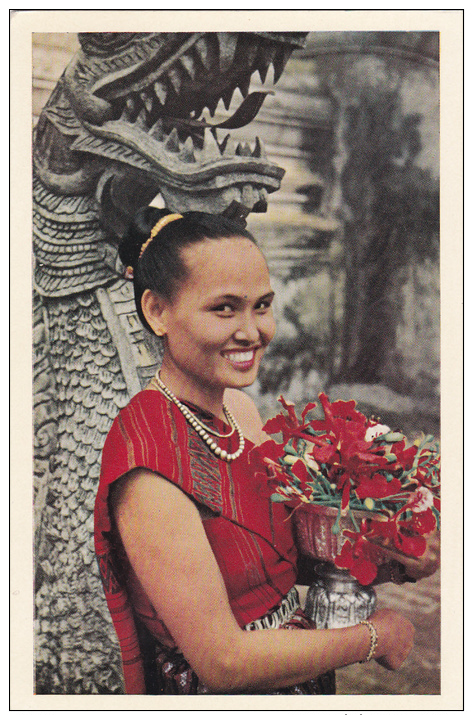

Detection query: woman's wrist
(358, 620), (378, 663)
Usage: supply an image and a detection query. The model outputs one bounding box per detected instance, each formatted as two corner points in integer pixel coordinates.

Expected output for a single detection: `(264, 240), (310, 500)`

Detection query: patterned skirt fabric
(142, 589), (336, 695)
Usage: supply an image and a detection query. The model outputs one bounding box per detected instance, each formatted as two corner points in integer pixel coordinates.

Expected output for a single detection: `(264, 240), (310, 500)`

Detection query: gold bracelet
(359, 620), (378, 663)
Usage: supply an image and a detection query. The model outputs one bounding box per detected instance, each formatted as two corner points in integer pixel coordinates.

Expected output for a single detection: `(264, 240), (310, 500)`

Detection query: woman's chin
(220, 367), (259, 390)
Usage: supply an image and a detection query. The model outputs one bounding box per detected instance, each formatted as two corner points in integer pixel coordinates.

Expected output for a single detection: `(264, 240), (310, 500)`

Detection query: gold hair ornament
(124, 213), (183, 281)
(139, 213), (183, 259)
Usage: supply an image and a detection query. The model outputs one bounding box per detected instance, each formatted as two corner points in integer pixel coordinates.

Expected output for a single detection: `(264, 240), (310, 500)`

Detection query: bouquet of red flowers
(252, 393), (440, 585)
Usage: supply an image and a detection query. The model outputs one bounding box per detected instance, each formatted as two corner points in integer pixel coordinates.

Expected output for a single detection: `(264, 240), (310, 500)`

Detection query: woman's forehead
(182, 237), (268, 277)
(176, 237), (272, 298)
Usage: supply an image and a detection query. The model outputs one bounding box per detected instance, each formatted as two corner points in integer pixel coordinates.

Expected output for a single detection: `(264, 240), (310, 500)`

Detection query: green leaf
(270, 493), (289, 502)
(331, 504), (343, 535)
(375, 432), (404, 443)
(431, 506), (441, 529)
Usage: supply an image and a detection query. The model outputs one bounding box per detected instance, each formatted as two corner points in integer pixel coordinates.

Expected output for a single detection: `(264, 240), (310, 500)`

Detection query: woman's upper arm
(110, 470), (242, 686)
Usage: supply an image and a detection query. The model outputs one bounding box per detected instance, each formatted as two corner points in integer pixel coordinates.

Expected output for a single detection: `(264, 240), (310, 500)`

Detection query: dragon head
(34, 31), (307, 235)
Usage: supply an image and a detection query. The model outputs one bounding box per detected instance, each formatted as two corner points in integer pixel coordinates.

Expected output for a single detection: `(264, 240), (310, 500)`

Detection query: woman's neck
(158, 363), (226, 421)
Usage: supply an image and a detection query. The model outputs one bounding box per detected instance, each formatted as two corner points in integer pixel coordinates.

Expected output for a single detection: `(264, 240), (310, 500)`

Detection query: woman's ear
(141, 289), (167, 337)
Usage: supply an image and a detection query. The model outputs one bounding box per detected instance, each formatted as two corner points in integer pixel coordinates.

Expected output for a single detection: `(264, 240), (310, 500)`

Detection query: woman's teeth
(226, 350), (254, 364)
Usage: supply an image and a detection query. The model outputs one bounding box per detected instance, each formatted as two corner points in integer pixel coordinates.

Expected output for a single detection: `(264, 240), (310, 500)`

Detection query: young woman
(94, 208), (439, 695)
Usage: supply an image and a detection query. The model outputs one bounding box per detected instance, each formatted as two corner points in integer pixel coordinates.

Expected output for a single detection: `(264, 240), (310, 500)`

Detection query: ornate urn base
(293, 505), (378, 628)
(305, 562), (376, 628)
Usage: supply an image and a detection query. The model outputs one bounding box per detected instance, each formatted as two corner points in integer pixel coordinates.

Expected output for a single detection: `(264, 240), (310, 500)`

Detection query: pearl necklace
(154, 372), (246, 462)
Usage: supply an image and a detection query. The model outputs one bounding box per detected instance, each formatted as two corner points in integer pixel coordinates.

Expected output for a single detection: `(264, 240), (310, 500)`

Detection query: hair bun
(118, 207), (171, 271)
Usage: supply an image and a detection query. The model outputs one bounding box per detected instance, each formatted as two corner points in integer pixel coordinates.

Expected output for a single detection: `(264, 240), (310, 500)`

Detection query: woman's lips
(222, 348), (259, 370)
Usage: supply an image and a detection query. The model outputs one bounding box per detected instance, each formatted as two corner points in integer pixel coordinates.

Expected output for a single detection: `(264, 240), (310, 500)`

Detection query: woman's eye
(212, 304), (234, 314)
(256, 299), (272, 312)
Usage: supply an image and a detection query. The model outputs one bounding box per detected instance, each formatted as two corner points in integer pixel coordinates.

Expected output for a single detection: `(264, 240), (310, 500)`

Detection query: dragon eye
(78, 33), (148, 56)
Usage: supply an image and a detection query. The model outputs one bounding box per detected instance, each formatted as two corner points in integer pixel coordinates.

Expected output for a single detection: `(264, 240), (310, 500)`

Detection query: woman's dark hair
(119, 207), (256, 333)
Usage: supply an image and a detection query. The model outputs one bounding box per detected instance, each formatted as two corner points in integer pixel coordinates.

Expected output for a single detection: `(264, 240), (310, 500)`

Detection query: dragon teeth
(205, 96), (220, 116)
(235, 142), (253, 157)
(167, 66), (182, 93)
(178, 136), (196, 163)
(257, 44), (278, 84)
(179, 53), (197, 80)
(135, 107), (148, 129)
(120, 95), (139, 121)
(258, 64), (270, 84)
(223, 137), (237, 157)
(217, 32), (239, 73)
(140, 91), (153, 114)
(238, 74), (252, 99)
(118, 34), (293, 146)
(201, 131), (222, 161)
(154, 81), (168, 106)
(219, 133), (231, 154)
(195, 36), (213, 70)
(262, 43), (278, 66)
(253, 136), (266, 159)
(221, 87), (235, 110)
(242, 40), (259, 68)
(150, 117), (164, 140)
(273, 45), (293, 83)
(164, 127), (180, 152)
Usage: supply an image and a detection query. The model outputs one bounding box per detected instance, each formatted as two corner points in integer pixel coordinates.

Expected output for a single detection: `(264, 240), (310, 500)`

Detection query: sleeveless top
(94, 388), (299, 693)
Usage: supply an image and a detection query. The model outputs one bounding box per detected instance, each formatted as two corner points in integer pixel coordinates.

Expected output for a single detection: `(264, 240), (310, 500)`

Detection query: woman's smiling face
(149, 236), (276, 408)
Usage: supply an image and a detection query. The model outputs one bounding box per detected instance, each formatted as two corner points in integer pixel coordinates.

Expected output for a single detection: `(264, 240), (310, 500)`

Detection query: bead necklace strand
(154, 371), (245, 462)
(154, 374), (235, 438)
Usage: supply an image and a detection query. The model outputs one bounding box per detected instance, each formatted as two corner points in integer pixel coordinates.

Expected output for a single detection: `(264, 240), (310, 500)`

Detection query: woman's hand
(394, 530), (440, 582)
(369, 609), (415, 671)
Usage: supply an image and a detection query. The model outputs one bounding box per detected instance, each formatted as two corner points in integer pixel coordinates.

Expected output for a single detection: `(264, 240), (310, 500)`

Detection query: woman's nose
(233, 314), (260, 343)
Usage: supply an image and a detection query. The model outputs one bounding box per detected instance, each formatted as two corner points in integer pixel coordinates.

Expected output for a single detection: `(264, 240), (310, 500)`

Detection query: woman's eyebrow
(209, 291), (275, 303)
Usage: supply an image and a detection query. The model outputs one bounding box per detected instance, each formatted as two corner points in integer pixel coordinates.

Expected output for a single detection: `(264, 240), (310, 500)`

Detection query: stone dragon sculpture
(33, 31), (307, 694)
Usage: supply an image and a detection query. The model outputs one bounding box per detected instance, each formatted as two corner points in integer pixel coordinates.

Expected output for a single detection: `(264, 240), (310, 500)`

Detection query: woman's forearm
(195, 621), (373, 693)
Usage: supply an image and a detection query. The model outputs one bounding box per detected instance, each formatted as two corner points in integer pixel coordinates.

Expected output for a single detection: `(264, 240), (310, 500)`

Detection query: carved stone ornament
(33, 31), (307, 694)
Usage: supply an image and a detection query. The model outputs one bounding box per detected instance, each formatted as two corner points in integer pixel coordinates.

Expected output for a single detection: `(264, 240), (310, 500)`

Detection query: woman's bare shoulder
(224, 389), (266, 445)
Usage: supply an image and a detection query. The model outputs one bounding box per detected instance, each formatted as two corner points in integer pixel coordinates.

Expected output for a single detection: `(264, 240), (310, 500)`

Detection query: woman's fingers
(394, 530), (440, 580)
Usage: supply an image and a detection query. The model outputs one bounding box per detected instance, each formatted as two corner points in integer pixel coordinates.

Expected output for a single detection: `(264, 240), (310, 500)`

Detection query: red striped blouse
(94, 388), (298, 693)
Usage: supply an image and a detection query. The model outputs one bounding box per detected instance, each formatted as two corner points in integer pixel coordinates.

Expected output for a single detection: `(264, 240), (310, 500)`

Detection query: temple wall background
(32, 30), (440, 434)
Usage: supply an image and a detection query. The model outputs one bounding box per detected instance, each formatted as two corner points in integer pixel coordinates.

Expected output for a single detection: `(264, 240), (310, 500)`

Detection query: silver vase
(304, 561), (376, 628)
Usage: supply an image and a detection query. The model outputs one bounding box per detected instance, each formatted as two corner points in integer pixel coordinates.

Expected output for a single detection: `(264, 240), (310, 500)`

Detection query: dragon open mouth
(87, 32), (301, 137)
(37, 32), (307, 217)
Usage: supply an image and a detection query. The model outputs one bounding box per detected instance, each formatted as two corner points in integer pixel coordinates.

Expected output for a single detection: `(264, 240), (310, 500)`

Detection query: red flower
(355, 473), (403, 500)
(250, 439), (285, 467)
(335, 521), (383, 585)
(263, 395), (316, 442)
(406, 508), (437, 535)
(384, 437), (414, 465)
(369, 517), (427, 558)
(307, 395), (397, 485)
